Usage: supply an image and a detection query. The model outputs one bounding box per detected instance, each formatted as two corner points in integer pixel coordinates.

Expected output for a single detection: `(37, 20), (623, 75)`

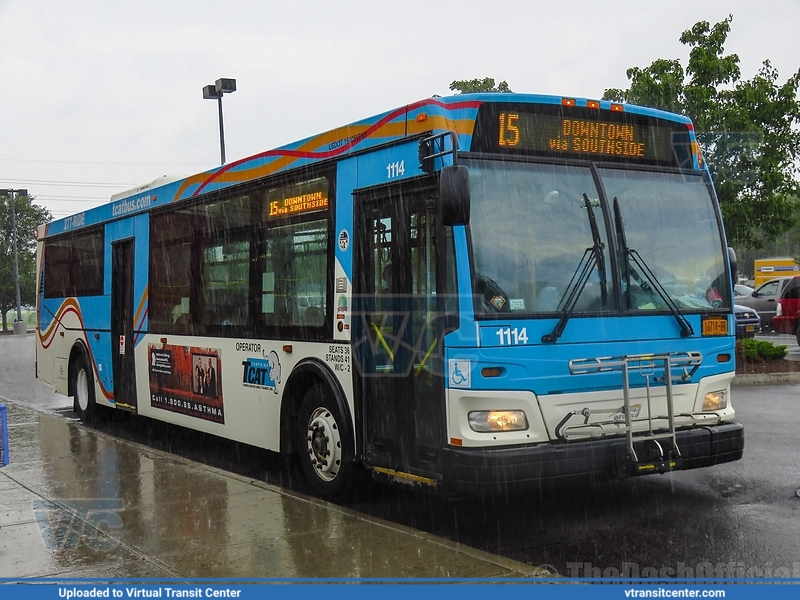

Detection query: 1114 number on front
(496, 327), (528, 345)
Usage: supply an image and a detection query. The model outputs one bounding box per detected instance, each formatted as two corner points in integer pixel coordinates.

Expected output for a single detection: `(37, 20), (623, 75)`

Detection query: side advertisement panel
(136, 336), (355, 453)
(147, 344), (224, 424)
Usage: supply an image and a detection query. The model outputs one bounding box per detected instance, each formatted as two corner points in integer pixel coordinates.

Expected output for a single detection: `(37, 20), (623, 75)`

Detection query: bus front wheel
(297, 384), (353, 497)
(72, 352), (96, 422)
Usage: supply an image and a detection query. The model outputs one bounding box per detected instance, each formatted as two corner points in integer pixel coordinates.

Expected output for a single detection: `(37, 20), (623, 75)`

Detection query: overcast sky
(1, 0), (798, 219)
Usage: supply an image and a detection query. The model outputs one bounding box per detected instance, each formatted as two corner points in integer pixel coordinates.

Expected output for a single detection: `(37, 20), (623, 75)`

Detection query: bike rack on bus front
(559, 352), (710, 474)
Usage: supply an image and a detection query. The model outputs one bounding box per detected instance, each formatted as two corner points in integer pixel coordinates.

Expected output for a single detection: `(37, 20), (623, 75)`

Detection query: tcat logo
(241, 350), (281, 393)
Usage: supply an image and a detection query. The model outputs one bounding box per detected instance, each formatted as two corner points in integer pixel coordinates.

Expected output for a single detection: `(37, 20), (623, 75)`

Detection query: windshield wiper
(587, 194), (608, 307)
(542, 194), (607, 343)
(613, 197), (694, 338)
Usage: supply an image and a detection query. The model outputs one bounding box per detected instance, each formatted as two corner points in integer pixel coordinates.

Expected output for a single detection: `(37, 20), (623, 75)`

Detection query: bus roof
(109, 175), (185, 202)
(44, 93), (695, 237)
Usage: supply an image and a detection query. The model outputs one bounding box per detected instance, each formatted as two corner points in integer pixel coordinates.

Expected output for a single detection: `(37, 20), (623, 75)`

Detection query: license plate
(746, 325), (755, 332)
(702, 315), (728, 336)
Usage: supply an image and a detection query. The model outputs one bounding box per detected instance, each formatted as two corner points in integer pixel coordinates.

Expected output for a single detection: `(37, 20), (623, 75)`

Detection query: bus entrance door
(111, 239), (137, 412)
(354, 183), (445, 487)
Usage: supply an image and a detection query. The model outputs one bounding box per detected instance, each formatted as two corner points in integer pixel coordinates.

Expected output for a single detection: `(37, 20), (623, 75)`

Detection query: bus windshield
(468, 158), (729, 316)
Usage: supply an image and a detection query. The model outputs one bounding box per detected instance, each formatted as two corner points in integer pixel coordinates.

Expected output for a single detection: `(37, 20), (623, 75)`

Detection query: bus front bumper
(441, 422), (744, 493)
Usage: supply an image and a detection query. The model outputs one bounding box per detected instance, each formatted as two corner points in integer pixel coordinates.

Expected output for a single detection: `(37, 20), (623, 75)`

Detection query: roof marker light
(562, 98), (576, 107)
(611, 103), (624, 112)
(416, 113), (428, 122)
(587, 100), (600, 109)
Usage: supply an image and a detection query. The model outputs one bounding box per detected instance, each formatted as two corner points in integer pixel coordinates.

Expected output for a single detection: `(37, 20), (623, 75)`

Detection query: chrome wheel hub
(306, 408), (342, 482)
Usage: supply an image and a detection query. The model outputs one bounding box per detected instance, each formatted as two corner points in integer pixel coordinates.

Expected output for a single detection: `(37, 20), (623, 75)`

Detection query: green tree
(450, 78), (513, 94)
(0, 192), (51, 332)
(603, 15), (800, 249)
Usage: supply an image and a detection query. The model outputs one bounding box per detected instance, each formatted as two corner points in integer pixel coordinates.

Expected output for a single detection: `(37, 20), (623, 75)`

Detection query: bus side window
(262, 219), (328, 330)
(201, 239), (250, 327)
(44, 228), (104, 298)
(171, 299), (190, 326)
(149, 212), (193, 333)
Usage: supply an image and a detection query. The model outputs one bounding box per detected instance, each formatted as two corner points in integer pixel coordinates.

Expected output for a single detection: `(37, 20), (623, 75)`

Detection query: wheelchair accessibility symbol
(448, 360), (471, 389)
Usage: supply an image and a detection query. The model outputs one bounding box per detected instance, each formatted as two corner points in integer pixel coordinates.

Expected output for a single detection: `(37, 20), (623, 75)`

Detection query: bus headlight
(468, 410), (529, 432)
(702, 391), (727, 411)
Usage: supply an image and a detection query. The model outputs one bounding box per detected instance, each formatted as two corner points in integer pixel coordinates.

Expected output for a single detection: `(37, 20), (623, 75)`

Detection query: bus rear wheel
(297, 384), (353, 497)
(72, 353), (96, 422)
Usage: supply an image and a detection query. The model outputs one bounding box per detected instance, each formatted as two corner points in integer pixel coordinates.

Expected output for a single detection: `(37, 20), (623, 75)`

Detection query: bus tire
(297, 383), (353, 497)
(72, 351), (97, 422)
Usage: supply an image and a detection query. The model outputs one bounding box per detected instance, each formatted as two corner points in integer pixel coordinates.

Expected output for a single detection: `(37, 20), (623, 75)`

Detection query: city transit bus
(35, 93), (744, 496)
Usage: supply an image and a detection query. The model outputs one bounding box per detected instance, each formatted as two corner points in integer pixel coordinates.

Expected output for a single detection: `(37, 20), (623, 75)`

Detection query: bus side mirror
(728, 247), (738, 289)
(440, 165), (470, 226)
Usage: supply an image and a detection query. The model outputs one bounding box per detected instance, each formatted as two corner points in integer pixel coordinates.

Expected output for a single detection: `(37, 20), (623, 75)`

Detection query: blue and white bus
(35, 93), (744, 496)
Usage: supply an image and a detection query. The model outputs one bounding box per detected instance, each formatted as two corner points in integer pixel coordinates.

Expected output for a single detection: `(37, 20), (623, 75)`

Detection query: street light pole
(202, 78), (237, 165)
(0, 188), (28, 335)
(216, 93), (226, 165)
(12, 193), (21, 324)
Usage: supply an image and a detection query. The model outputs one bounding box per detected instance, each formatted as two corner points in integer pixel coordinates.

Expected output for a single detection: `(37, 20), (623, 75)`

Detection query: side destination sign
(265, 176), (330, 220)
(268, 190), (328, 218)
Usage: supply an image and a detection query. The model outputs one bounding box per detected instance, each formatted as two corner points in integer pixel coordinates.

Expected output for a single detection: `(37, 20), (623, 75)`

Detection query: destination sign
(264, 176), (329, 219)
(497, 112), (673, 161)
(472, 104), (691, 168)
(268, 191), (328, 218)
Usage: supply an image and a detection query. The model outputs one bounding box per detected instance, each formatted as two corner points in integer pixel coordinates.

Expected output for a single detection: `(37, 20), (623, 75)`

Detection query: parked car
(734, 304), (761, 339)
(734, 276), (795, 331)
(772, 276), (800, 343)
(734, 283), (755, 297)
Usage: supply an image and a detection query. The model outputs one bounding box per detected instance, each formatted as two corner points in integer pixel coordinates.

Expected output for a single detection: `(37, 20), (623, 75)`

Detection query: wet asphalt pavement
(0, 334), (538, 579)
(1, 333), (799, 579)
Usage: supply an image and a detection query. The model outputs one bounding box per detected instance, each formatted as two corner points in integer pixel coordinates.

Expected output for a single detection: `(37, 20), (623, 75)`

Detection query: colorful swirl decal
(173, 98), (482, 202)
(38, 299), (114, 400)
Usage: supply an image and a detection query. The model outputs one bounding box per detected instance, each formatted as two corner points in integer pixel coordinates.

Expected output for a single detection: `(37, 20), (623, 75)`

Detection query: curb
(733, 371), (800, 386)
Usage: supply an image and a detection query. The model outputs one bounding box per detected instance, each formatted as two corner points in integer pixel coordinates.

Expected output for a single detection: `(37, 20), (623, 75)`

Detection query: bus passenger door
(354, 182), (445, 482)
(111, 239), (137, 412)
